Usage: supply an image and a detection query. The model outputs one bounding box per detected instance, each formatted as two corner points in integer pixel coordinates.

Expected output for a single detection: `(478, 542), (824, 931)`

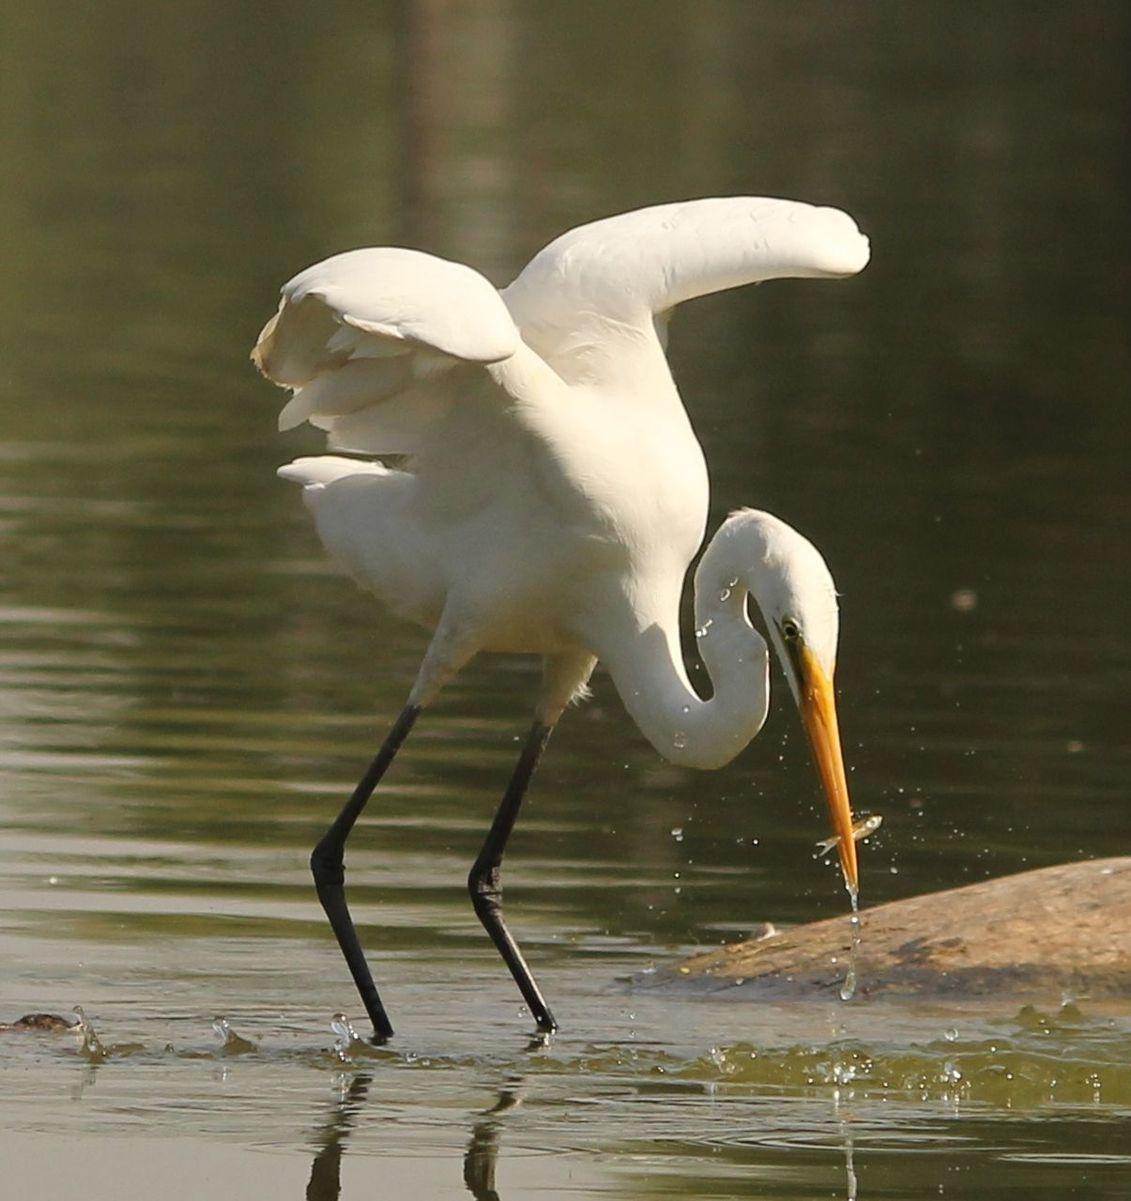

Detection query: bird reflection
(462, 1115), (502, 1201)
(303, 1069), (859, 1200)
(305, 1072), (525, 1201)
(306, 1073), (371, 1201)
(463, 1083), (524, 1201)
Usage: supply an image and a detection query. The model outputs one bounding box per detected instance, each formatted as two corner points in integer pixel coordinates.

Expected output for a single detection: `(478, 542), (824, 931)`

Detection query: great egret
(253, 196), (869, 1040)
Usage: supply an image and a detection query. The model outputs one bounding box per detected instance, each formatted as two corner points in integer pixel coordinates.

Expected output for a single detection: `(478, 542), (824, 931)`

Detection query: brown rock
(648, 858), (1131, 1000)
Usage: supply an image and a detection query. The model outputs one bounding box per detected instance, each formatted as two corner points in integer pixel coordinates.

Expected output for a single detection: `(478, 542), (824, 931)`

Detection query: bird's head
(710, 510), (859, 893)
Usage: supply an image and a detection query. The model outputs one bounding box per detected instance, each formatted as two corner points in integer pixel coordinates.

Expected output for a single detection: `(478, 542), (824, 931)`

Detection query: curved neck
(592, 558), (771, 771)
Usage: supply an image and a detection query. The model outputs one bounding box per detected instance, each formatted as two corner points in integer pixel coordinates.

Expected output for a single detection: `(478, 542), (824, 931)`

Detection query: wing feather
(252, 247), (521, 454)
(502, 196), (869, 380)
(256, 199), (869, 449)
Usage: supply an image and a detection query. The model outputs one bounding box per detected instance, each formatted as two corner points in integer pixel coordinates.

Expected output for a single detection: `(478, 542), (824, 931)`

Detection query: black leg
(311, 703), (421, 1042)
(468, 720), (557, 1032)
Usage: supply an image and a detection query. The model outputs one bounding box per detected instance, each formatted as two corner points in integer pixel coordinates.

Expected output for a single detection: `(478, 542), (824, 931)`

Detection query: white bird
(253, 196), (869, 1041)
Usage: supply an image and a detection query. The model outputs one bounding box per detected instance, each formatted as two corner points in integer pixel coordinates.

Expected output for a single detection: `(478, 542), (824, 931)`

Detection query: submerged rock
(0, 1012), (78, 1033)
(646, 858), (1131, 1001)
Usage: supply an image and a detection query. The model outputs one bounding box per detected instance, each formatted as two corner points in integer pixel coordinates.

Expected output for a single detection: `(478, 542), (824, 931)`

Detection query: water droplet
(718, 587), (731, 602)
(670, 826), (684, 842)
(944, 1027), (959, 1042)
(707, 1045), (734, 1074)
(831, 1061), (857, 1086)
(673, 730), (687, 750)
(839, 970), (857, 1003)
(71, 1006), (106, 1061)
(839, 886), (862, 1001)
(941, 1060), (962, 1084)
(213, 1016), (256, 1054)
(331, 1012), (361, 1061)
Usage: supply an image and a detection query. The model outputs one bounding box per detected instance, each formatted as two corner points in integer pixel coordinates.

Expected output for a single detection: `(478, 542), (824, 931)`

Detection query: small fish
(816, 813), (883, 857)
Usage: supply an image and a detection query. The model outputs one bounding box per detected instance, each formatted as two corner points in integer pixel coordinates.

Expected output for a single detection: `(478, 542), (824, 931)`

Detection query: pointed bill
(796, 644), (858, 892)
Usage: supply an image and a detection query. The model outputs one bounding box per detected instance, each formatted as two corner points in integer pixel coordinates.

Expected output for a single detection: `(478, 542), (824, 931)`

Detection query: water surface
(2, 3), (1130, 1197)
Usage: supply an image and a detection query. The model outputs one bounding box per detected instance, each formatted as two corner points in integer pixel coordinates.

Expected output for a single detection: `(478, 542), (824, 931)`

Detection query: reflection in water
(834, 1091), (859, 1201)
(306, 1073), (372, 1201)
(300, 1059), (873, 1201)
(845, 1136), (858, 1201)
(463, 1083), (524, 1201)
(303, 1071), (523, 1201)
(463, 1122), (502, 1201)
(4, 1002), (1131, 1198)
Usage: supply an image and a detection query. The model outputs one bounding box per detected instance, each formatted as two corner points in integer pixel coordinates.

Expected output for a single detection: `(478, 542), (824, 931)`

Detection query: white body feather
(255, 197), (869, 764)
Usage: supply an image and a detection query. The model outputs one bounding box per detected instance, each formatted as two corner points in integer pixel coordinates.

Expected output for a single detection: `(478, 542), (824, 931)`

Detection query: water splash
(830, 1060), (857, 1087)
(331, 1012), (361, 1062)
(71, 1006), (106, 1062)
(839, 884), (861, 1002)
(707, 1045), (736, 1076)
(211, 1016), (256, 1055)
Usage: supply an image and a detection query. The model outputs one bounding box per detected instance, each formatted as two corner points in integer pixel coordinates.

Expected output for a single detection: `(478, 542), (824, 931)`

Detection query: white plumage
(253, 196), (869, 1040)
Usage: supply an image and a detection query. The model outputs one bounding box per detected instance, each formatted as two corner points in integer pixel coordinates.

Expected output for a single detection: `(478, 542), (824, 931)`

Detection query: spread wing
(502, 196), (869, 383)
(252, 247), (521, 454)
(254, 198), (870, 449)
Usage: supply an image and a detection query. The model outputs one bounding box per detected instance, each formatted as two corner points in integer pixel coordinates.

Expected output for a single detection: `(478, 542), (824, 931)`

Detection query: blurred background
(1, 0), (1128, 1003)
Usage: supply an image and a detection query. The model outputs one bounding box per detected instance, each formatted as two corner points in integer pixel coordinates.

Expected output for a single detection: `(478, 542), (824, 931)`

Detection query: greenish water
(2, 3), (1130, 1197)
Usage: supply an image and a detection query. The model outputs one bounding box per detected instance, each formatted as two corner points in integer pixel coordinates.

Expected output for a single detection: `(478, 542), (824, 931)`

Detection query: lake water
(2, 3), (1130, 1198)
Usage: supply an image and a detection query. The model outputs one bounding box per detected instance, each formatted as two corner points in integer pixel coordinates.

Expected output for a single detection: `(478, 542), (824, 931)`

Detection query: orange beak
(796, 644), (858, 893)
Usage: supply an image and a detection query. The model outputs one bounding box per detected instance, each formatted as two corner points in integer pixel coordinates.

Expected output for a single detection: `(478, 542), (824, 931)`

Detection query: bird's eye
(781, 618), (801, 642)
